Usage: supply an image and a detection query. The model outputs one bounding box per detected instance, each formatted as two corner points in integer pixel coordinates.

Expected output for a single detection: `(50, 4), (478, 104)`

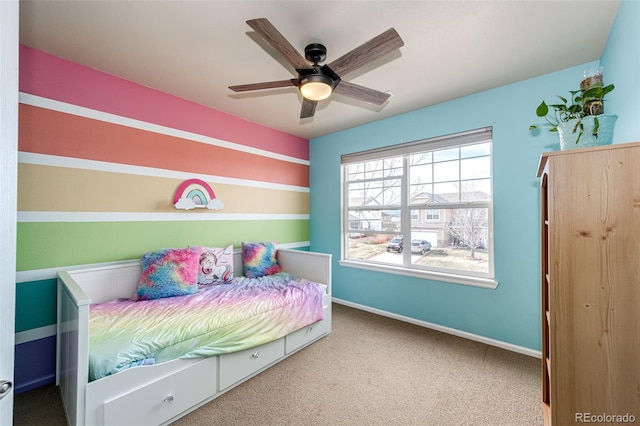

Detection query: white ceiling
(18, 1), (620, 140)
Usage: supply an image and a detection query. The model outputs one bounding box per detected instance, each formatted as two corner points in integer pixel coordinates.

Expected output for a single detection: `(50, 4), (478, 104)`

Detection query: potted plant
(529, 71), (617, 150)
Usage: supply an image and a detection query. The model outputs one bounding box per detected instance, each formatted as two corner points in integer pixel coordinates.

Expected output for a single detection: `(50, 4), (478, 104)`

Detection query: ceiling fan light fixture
(299, 74), (334, 101)
(231, 19), (404, 118)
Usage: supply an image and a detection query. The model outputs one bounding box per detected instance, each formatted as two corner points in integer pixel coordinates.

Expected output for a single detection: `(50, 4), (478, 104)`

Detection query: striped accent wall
(15, 45), (310, 393)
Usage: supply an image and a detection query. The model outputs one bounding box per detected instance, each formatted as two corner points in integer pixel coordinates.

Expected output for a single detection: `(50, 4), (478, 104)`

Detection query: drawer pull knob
(164, 395), (174, 404)
(251, 352), (260, 359)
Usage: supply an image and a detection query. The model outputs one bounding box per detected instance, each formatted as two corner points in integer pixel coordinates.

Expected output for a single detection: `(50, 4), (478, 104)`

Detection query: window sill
(338, 259), (499, 289)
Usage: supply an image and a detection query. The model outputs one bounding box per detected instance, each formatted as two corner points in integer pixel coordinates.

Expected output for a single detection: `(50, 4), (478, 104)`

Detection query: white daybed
(56, 248), (332, 426)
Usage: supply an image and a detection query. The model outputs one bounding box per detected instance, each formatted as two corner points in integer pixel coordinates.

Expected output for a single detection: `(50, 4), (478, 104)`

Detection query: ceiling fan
(229, 18), (404, 119)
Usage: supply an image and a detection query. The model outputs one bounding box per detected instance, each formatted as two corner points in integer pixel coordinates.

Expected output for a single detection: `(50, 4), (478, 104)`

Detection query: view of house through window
(342, 128), (494, 280)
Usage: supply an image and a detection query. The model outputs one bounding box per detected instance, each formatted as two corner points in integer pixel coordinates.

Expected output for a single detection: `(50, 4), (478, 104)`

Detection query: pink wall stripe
(18, 45), (309, 161)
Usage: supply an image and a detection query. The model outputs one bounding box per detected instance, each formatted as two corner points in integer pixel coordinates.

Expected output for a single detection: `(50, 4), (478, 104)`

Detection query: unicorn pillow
(197, 245), (234, 286)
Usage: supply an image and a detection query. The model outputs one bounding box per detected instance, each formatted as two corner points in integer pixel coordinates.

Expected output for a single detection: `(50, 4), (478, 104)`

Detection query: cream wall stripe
(19, 93), (310, 166)
(15, 241), (311, 283)
(18, 163), (309, 214)
(18, 152), (309, 193)
(18, 211), (309, 223)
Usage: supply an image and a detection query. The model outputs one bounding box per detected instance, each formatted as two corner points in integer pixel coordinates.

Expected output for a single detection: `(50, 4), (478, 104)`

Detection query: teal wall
(309, 1), (639, 352)
(15, 278), (56, 333)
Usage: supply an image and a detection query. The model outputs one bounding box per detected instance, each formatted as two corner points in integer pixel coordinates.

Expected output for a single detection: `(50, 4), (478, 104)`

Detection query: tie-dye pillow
(133, 246), (203, 301)
(242, 241), (282, 278)
(197, 245), (234, 286)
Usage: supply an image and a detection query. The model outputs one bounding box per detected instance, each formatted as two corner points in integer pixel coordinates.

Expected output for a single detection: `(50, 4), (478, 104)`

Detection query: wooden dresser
(537, 142), (640, 425)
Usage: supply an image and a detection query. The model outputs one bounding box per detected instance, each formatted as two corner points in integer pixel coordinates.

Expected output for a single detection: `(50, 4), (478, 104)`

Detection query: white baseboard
(332, 297), (542, 359)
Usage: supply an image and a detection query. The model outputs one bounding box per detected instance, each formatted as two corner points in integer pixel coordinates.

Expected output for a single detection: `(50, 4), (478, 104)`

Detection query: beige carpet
(14, 303), (542, 426)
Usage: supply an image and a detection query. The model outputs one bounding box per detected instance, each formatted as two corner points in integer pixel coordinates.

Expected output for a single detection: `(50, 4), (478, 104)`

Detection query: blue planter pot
(557, 114), (618, 150)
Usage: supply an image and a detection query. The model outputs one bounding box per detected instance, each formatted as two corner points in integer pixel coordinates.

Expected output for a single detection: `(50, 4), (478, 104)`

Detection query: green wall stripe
(17, 220), (309, 271)
(15, 279), (57, 333)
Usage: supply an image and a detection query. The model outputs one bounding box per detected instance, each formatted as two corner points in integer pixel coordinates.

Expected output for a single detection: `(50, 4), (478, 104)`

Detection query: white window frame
(340, 127), (498, 289)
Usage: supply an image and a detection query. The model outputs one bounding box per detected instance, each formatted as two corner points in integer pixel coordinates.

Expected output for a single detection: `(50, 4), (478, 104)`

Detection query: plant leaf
(572, 120), (581, 133)
(536, 101), (549, 117)
(568, 105), (582, 114)
(575, 122), (584, 144)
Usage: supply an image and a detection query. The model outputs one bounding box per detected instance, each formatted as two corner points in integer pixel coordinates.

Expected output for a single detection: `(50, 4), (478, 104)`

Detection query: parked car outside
(386, 236), (403, 253)
(410, 239), (432, 255)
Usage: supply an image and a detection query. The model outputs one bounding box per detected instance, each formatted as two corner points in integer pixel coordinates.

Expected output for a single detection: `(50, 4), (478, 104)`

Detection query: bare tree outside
(446, 207), (488, 258)
(443, 177), (490, 258)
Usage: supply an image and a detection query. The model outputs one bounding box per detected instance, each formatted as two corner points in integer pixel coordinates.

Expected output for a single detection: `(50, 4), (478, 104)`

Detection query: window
(341, 128), (496, 288)
(425, 209), (440, 220)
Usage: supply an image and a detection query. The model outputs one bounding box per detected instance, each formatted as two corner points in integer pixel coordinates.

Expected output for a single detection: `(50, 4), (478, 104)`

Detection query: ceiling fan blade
(327, 28), (404, 77)
(300, 99), (318, 119)
(333, 81), (391, 105)
(229, 80), (296, 92)
(246, 18), (310, 70)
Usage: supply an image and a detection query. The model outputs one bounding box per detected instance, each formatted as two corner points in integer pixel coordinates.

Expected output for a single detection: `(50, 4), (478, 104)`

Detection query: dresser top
(537, 141), (640, 177)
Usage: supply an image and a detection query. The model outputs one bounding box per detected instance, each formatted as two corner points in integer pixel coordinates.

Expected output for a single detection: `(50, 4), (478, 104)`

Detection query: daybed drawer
(102, 356), (217, 426)
(285, 302), (331, 354)
(219, 338), (284, 390)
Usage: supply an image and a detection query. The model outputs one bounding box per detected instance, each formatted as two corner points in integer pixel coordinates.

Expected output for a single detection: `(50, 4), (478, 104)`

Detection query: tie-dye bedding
(88, 272), (325, 381)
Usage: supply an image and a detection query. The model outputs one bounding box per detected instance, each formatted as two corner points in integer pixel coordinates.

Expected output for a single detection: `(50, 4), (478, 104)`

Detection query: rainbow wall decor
(173, 178), (224, 210)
